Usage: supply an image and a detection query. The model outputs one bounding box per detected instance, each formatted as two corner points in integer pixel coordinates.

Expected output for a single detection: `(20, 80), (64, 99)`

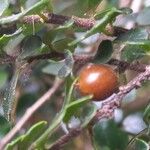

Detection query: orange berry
(78, 63), (118, 101)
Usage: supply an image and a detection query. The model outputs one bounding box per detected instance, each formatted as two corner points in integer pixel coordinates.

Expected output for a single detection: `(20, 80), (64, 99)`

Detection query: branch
(49, 128), (82, 150)
(0, 78), (63, 150)
(21, 13), (127, 36)
(21, 13), (95, 30)
(49, 65), (150, 150)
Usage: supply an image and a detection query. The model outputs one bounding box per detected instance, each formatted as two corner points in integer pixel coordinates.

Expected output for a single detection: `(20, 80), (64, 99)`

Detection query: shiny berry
(77, 63), (118, 101)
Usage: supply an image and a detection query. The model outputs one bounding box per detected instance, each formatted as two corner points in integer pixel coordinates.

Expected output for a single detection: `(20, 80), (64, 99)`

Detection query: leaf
(63, 95), (93, 123)
(94, 7), (132, 20)
(93, 120), (128, 150)
(126, 128), (150, 150)
(134, 138), (149, 150)
(94, 40), (113, 63)
(0, 116), (11, 138)
(43, 50), (74, 78)
(21, 35), (42, 58)
(42, 60), (64, 76)
(0, 0), (49, 25)
(4, 33), (25, 56)
(115, 28), (149, 43)
(2, 68), (20, 123)
(143, 103), (150, 125)
(81, 103), (97, 127)
(0, 69), (8, 89)
(52, 37), (74, 52)
(136, 7), (150, 26)
(121, 45), (146, 62)
(43, 21), (74, 50)
(5, 121), (47, 150)
(0, 0), (9, 16)
(68, 7), (125, 46)
(75, 0), (102, 15)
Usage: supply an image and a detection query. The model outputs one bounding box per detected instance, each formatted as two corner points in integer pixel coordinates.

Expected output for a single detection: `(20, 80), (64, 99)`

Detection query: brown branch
(0, 51), (146, 74)
(21, 13), (95, 30)
(21, 13), (127, 35)
(49, 65), (150, 150)
(24, 51), (65, 63)
(0, 78), (63, 150)
(49, 128), (82, 150)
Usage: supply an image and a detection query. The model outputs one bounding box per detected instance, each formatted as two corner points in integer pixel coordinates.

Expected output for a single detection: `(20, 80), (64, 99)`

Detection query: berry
(78, 63), (118, 101)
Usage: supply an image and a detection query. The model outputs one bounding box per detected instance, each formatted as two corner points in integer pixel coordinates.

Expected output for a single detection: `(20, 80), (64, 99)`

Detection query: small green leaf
(121, 45), (146, 62)
(4, 33), (25, 56)
(52, 37), (74, 52)
(0, 116), (10, 138)
(2, 68), (20, 123)
(93, 120), (128, 150)
(134, 138), (149, 150)
(94, 40), (113, 63)
(94, 7), (132, 20)
(43, 50), (74, 78)
(0, 0), (49, 25)
(115, 28), (149, 43)
(81, 103), (97, 127)
(143, 103), (150, 125)
(5, 121), (47, 150)
(0, 69), (8, 89)
(42, 61), (64, 76)
(21, 35), (42, 58)
(63, 95), (93, 123)
(0, 0), (9, 16)
(126, 128), (150, 150)
(76, 0), (102, 15)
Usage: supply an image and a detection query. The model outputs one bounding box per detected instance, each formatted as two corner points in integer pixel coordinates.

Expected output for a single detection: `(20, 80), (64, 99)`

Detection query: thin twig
(49, 65), (150, 150)
(49, 128), (82, 150)
(21, 13), (128, 36)
(0, 78), (63, 150)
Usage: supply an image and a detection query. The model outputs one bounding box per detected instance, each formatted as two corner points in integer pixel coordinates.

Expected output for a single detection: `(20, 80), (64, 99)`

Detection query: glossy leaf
(81, 103), (97, 127)
(115, 28), (149, 43)
(0, 0), (49, 25)
(0, 0), (9, 16)
(21, 35), (42, 58)
(63, 95), (93, 122)
(75, 0), (102, 15)
(0, 27), (22, 50)
(143, 103), (150, 125)
(0, 69), (8, 89)
(4, 33), (25, 56)
(94, 40), (113, 63)
(42, 60), (64, 76)
(121, 45), (146, 62)
(134, 138), (149, 150)
(2, 68), (20, 123)
(43, 50), (74, 78)
(126, 128), (150, 150)
(0, 116), (10, 138)
(5, 121), (47, 150)
(94, 7), (132, 20)
(93, 120), (128, 150)
(52, 37), (74, 52)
